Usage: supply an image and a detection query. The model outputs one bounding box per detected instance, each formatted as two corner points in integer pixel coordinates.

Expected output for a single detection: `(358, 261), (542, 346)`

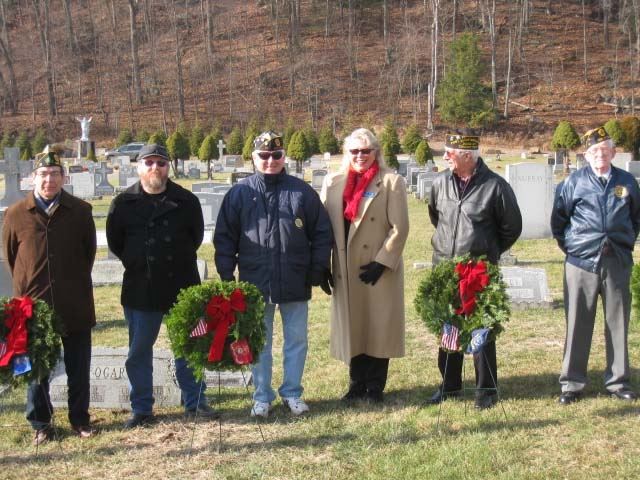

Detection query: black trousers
(349, 354), (390, 393)
(437, 340), (497, 395)
(26, 329), (92, 429)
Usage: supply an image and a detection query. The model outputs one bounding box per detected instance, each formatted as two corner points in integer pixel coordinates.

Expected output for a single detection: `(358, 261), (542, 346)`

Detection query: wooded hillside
(0, 0), (638, 147)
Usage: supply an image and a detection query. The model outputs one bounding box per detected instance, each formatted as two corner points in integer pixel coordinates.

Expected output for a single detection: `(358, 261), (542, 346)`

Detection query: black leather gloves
(309, 269), (334, 295)
(359, 261), (386, 285)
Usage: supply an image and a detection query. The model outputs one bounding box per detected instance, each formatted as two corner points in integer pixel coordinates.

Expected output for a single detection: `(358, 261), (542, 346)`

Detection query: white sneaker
(250, 401), (271, 418)
(282, 397), (310, 416)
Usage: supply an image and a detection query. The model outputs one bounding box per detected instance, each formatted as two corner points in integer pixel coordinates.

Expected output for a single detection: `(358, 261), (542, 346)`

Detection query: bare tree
(503, 29), (513, 118)
(61, 0), (79, 55)
(0, 0), (18, 113)
(31, 0), (56, 117)
(168, 0), (185, 122)
(582, 0), (588, 82)
(128, 0), (144, 105)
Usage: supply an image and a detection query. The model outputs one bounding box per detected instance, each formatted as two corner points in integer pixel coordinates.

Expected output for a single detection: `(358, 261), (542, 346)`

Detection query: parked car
(105, 142), (146, 162)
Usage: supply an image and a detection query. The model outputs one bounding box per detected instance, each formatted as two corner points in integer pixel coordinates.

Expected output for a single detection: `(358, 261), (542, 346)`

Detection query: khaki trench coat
(320, 167), (409, 364)
(3, 191), (96, 334)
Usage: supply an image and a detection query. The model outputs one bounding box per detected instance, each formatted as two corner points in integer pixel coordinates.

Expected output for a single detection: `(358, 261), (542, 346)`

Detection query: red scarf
(343, 162), (379, 222)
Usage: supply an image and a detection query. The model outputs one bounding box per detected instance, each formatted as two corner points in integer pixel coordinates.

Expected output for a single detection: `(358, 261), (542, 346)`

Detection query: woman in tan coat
(320, 128), (409, 403)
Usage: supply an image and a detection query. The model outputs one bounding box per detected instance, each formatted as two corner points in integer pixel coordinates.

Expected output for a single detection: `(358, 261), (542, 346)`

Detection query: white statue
(76, 116), (92, 141)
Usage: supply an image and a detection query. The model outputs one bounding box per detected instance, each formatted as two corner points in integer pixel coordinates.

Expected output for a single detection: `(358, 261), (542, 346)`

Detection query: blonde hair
(340, 128), (386, 172)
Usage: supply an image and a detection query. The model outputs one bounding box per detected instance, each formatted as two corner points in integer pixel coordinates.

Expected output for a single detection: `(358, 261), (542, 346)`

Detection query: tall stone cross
(0, 147), (25, 207)
(217, 139), (226, 160)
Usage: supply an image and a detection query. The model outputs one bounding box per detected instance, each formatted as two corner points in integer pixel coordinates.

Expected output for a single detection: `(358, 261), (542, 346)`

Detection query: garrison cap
(253, 131), (284, 151)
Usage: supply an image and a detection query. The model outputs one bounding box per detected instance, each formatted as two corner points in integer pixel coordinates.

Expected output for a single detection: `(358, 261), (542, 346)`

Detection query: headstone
(49, 347), (181, 409)
(68, 165), (84, 174)
(309, 156), (326, 169)
(92, 258), (208, 285)
(111, 155), (130, 168)
(192, 182), (227, 193)
(625, 161), (640, 179)
(506, 163), (554, 239)
(195, 192), (225, 227)
(311, 169), (328, 189)
(612, 152), (633, 170)
(188, 166), (201, 179)
(575, 153), (585, 170)
(77, 140), (96, 160)
(397, 159), (409, 177)
(500, 267), (552, 309)
(0, 208), (13, 297)
(223, 155), (244, 169)
(323, 152), (331, 162)
(203, 370), (252, 388)
(217, 139), (226, 162)
(94, 162), (115, 196)
(416, 172), (438, 201)
(553, 150), (566, 174)
(231, 171), (253, 184)
(0, 147), (24, 207)
(70, 172), (95, 199)
(118, 164), (138, 188)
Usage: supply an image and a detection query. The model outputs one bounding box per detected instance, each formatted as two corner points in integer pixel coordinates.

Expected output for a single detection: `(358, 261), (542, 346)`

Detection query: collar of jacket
(25, 189), (74, 211)
(445, 156), (489, 183)
(256, 169), (286, 185)
(119, 178), (188, 203)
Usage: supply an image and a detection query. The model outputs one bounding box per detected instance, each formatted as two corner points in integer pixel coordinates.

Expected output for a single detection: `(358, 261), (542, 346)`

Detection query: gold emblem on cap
(614, 185), (629, 198)
(295, 218), (303, 228)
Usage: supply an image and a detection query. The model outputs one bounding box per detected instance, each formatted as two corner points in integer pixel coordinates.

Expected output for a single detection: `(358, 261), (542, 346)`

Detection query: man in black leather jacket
(551, 127), (640, 405)
(428, 133), (522, 409)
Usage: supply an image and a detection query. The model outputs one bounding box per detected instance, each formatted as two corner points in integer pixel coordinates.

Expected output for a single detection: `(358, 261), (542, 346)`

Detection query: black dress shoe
(33, 426), (54, 446)
(474, 393), (497, 410)
(429, 389), (461, 404)
(558, 391), (582, 405)
(366, 390), (384, 404)
(124, 413), (156, 429)
(342, 387), (367, 403)
(609, 389), (638, 401)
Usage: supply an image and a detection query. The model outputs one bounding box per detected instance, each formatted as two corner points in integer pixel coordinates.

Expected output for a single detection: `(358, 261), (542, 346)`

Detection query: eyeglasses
(144, 159), (168, 167)
(257, 150), (284, 161)
(349, 148), (373, 155)
(35, 170), (62, 178)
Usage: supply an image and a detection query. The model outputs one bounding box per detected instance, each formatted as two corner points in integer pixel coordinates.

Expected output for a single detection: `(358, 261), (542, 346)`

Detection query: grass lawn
(2, 171), (640, 479)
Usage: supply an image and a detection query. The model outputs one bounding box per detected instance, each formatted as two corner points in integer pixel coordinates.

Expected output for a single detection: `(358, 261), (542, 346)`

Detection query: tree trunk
(31, 0), (56, 117)
(383, 0), (390, 65)
(128, 0), (144, 105)
(61, 0), (79, 55)
(503, 30), (513, 118)
(168, 0), (185, 122)
(582, 0), (588, 82)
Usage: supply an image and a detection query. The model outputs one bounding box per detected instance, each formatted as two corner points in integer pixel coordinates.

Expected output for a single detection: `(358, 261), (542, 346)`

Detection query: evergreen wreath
(165, 280), (266, 381)
(0, 296), (62, 384)
(414, 255), (511, 352)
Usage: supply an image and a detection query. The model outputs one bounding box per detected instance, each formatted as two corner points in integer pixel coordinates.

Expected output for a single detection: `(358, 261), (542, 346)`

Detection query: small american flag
(190, 317), (208, 338)
(441, 323), (460, 351)
(0, 340), (6, 358)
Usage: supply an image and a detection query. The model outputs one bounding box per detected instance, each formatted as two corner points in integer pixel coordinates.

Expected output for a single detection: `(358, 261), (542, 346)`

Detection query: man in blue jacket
(551, 127), (640, 405)
(214, 131), (332, 418)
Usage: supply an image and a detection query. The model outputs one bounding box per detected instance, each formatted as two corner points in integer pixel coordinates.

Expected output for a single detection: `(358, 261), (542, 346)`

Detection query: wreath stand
(435, 348), (508, 432)
(186, 368), (266, 455)
(0, 382), (68, 459)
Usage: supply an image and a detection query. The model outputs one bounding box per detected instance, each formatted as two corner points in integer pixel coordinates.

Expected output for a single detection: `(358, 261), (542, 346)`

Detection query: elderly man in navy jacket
(551, 127), (640, 405)
(214, 131), (332, 418)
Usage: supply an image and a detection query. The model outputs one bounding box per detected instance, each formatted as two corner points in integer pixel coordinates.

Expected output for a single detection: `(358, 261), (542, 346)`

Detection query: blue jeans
(124, 308), (207, 415)
(252, 301), (309, 403)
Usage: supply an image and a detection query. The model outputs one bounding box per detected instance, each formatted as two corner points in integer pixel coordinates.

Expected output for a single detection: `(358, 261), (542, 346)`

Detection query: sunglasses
(257, 150), (284, 160)
(144, 159), (168, 167)
(349, 148), (373, 155)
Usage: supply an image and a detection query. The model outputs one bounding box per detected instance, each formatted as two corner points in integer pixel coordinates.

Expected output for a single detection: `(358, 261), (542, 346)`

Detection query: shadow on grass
(93, 319), (124, 331)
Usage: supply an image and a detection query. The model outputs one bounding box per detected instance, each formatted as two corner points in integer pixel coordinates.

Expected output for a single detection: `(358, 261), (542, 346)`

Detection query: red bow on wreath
(204, 289), (247, 362)
(454, 260), (489, 316)
(0, 296), (33, 367)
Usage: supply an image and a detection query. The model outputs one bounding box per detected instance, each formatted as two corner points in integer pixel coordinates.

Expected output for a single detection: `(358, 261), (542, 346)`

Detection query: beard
(140, 170), (168, 192)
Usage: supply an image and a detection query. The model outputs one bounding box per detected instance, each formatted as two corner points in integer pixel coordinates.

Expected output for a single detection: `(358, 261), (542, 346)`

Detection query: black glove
(320, 270), (334, 295)
(309, 269), (333, 295)
(359, 261), (386, 285)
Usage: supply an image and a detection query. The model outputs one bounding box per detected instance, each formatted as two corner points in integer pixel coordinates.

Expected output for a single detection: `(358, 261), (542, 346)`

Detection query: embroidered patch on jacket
(363, 191), (376, 198)
(295, 217), (304, 228)
(614, 185), (629, 198)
